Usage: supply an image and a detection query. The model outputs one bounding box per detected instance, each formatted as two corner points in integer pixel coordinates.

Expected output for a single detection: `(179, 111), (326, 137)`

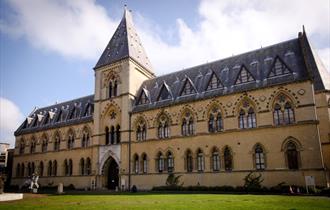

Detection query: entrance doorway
(104, 158), (119, 190)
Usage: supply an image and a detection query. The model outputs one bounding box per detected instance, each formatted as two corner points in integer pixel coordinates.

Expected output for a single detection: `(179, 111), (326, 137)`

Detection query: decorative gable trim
(268, 56), (292, 78)
(235, 65), (255, 85)
(206, 71), (223, 91)
(157, 82), (172, 101)
(180, 76), (197, 96)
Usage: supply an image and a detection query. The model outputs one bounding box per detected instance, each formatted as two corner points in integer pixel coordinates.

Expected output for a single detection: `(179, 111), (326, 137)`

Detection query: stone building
(11, 8), (330, 190)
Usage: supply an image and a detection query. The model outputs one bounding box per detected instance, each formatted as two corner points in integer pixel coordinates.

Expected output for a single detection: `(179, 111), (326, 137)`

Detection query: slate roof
(15, 95), (94, 136)
(133, 31), (330, 113)
(94, 8), (154, 74)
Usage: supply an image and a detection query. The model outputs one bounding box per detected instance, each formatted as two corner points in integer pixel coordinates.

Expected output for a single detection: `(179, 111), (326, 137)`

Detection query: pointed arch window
(186, 150), (193, 172)
(39, 161), (44, 177)
(86, 158), (91, 175)
(30, 139), (36, 153)
(212, 148), (220, 171)
(21, 163), (25, 177)
(116, 125), (121, 144)
(16, 164), (21, 177)
(167, 151), (174, 173)
(238, 100), (256, 129)
(53, 160), (57, 176)
(42, 137), (48, 152)
(182, 111), (194, 136)
(269, 57), (291, 77)
(82, 129), (90, 148)
(67, 131), (75, 150)
(158, 114), (170, 139)
(181, 78), (196, 96)
(134, 154), (139, 174)
(157, 152), (164, 173)
(136, 119), (147, 141)
(105, 127), (110, 145)
(80, 158), (85, 175)
(208, 107), (223, 132)
(286, 142), (299, 169)
(141, 154), (148, 174)
(197, 149), (204, 172)
(110, 126), (115, 144)
(224, 146), (233, 171)
(54, 133), (60, 151)
(255, 144), (265, 170)
(273, 94), (295, 125)
(47, 161), (52, 176)
(207, 73), (222, 90)
(235, 66), (255, 84)
(19, 139), (25, 154)
(27, 162), (32, 177)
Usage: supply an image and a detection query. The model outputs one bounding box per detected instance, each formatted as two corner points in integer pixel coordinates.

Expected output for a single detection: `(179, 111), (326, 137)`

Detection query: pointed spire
(95, 7), (154, 73)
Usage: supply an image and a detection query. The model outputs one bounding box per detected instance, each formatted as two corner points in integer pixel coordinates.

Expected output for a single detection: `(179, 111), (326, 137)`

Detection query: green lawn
(0, 193), (329, 210)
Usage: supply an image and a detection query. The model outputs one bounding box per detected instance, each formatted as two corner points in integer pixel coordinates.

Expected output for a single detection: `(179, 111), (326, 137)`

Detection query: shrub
(243, 172), (264, 192)
(131, 185), (137, 193)
(166, 173), (183, 187)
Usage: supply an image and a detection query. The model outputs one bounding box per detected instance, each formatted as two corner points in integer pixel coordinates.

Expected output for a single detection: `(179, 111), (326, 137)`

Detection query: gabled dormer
(137, 88), (150, 105)
(235, 65), (255, 85)
(206, 72), (223, 91)
(157, 82), (172, 101)
(180, 77), (197, 96)
(268, 56), (292, 78)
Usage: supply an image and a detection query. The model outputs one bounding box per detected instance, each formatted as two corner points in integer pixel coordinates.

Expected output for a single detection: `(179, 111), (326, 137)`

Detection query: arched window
(110, 126), (115, 144)
(157, 152), (164, 173)
(86, 158), (91, 175)
(67, 131), (75, 150)
(80, 158), (85, 175)
(212, 147), (220, 171)
(208, 107), (223, 132)
(105, 127), (110, 145)
(186, 150), (193, 172)
(197, 149), (204, 172)
(21, 163), (25, 177)
(286, 142), (299, 169)
(134, 154), (139, 174)
(136, 119), (147, 141)
(42, 137), (48, 153)
(109, 81), (113, 98)
(82, 129), (90, 148)
(39, 161), (44, 177)
(19, 139), (25, 154)
(114, 80), (118, 97)
(27, 162), (32, 177)
(53, 160), (57, 176)
(141, 153), (147, 174)
(64, 159), (68, 176)
(116, 125), (121, 144)
(167, 151), (174, 173)
(31, 162), (35, 174)
(238, 100), (256, 129)
(69, 159), (73, 176)
(255, 144), (265, 170)
(47, 161), (52, 176)
(224, 146), (233, 171)
(16, 163), (21, 177)
(182, 111), (194, 136)
(158, 114), (170, 139)
(273, 93), (295, 125)
(54, 133), (60, 151)
(30, 139), (36, 153)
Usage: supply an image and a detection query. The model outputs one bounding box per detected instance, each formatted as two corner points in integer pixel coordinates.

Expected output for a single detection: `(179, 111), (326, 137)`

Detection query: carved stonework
(297, 89), (305, 95)
(259, 95), (266, 102)
(98, 145), (121, 175)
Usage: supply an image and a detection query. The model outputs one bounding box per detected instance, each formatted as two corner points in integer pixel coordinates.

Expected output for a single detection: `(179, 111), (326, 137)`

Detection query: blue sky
(0, 0), (329, 146)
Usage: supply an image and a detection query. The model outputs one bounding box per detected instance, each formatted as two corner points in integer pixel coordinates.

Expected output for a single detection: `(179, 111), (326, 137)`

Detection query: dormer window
(137, 90), (149, 105)
(180, 78), (196, 96)
(157, 84), (171, 101)
(235, 66), (255, 85)
(268, 57), (291, 77)
(83, 103), (93, 117)
(206, 73), (222, 90)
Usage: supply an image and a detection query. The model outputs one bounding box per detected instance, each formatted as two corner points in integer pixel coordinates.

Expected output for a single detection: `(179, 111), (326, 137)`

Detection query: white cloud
(1, 0), (329, 73)
(0, 0), (118, 59)
(0, 97), (24, 148)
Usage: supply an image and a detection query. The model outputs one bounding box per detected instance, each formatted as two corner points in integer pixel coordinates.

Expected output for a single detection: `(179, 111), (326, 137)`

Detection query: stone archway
(102, 156), (119, 190)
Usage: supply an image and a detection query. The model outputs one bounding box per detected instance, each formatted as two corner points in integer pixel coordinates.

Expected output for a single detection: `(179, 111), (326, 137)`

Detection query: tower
(92, 8), (155, 189)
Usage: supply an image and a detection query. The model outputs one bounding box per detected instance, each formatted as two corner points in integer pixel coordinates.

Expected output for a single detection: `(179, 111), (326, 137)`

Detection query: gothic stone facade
(11, 9), (330, 190)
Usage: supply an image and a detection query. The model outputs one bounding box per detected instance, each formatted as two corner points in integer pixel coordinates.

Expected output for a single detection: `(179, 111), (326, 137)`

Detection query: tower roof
(94, 8), (153, 73)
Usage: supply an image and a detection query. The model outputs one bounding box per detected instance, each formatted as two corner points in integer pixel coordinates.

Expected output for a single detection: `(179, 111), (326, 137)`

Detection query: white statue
(29, 173), (39, 192)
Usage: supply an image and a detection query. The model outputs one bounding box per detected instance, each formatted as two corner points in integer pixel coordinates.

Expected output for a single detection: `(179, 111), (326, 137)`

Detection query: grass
(0, 193), (329, 210)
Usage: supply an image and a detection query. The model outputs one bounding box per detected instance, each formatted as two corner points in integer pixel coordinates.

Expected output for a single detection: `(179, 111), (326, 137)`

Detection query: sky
(0, 0), (329, 147)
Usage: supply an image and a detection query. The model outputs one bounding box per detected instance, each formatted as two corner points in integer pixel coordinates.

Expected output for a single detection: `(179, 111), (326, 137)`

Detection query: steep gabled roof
(15, 95), (94, 136)
(94, 8), (153, 74)
(133, 37), (310, 112)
